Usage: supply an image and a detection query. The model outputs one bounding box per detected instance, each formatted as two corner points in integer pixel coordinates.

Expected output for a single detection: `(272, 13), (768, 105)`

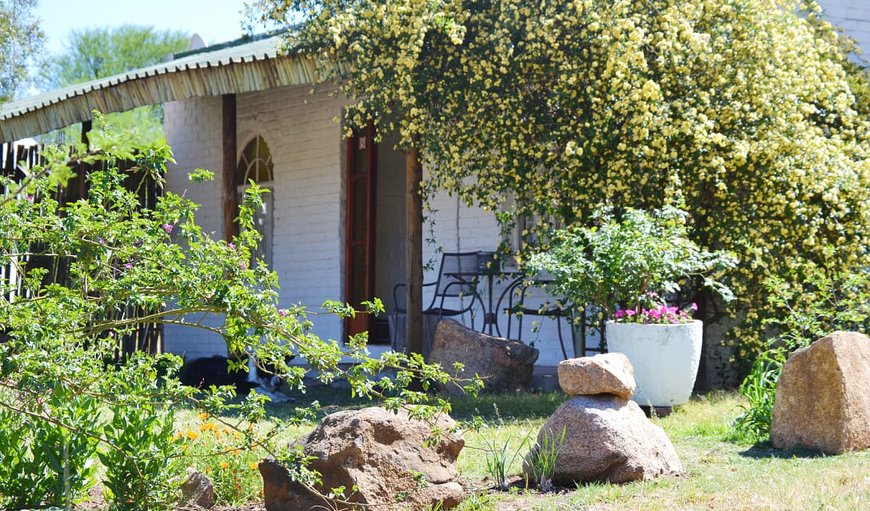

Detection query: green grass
(175, 390), (870, 510)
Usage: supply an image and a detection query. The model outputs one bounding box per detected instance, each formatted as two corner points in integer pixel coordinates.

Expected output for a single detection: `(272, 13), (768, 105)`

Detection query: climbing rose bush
(254, 0), (870, 373)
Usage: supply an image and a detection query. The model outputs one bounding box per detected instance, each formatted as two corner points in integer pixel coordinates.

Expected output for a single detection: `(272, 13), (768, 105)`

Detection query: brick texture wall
(819, 0), (870, 63)
(163, 85), (578, 367)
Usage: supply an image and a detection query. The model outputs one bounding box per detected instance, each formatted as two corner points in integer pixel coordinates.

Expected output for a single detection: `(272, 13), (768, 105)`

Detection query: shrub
(527, 206), (734, 335)
(0, 120), (465, 507)
(0, 387), (101, 509)
(730, 259), (870, 440)
(261, 0), (870, 371)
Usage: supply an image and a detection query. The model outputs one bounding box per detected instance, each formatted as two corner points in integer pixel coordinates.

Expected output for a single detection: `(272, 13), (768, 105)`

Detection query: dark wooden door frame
(343, 124), (378, 341)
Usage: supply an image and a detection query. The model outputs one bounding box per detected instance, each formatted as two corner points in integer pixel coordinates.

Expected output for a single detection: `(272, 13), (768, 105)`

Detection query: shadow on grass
(738, 441), (830, 459)
(224, 385), (567, 424)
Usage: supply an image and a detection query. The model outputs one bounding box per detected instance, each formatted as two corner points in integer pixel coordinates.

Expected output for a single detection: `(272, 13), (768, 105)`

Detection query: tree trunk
(405, 145), (424, 356)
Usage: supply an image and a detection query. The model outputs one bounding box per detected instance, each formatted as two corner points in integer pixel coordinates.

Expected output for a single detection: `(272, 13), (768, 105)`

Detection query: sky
(35, 0), (257, 55)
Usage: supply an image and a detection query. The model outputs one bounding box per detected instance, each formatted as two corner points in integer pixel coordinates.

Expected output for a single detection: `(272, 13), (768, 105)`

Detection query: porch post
(222, 94), (239, 241)
(405, 145), (424, 356)
(78, 120), (92, 200)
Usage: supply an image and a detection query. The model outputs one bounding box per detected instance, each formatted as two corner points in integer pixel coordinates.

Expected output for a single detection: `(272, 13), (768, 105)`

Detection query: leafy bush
(0, 387), (101, 509)
(262, 0), (870, 370)
(730, 259), (870, 441)
(0, 121), (467, 507)
(527, 206), (734, 333)
(729, 348), (787, 443)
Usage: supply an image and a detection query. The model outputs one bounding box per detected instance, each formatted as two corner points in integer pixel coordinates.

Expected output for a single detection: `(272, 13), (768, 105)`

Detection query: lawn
(175, 390), (869, 511)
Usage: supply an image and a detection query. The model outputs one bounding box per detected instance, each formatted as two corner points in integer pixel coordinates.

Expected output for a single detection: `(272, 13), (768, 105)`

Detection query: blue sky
(36, 0), (255, 54)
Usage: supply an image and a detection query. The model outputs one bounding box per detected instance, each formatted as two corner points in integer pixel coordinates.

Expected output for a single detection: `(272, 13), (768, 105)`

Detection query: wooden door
(344, 125), (377, 340)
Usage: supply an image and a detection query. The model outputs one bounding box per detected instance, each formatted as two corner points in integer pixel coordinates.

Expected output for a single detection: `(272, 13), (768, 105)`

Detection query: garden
(1, 0), (869, 509)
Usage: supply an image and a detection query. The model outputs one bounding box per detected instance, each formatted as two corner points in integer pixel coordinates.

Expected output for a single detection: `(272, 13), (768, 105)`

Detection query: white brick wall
(818, 0), (870, 62)
(162, 85), (572, 366)
(163, 96), (227, 360)
(421, 189), (581, 366)
(162, 85), (347, 360)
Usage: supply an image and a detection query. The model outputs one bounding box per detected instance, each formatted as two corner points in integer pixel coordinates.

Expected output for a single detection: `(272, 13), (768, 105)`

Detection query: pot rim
(605, 319), (702, 327)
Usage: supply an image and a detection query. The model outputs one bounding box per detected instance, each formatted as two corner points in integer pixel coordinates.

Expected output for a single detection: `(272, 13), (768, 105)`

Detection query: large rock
(430, 319), (538, 394)
(179, 468), (215, 509)
(260, 407), (465, 511)
(771, 331), (870, 454)
(526, 395), (683, 485)
(558, 353), (636, 399)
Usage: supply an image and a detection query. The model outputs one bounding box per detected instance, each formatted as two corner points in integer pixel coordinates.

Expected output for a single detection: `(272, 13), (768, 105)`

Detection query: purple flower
(124, 262), (133, 270)
(228, 243), (236, 250)
(98, 237), (106, 245)
(161, 223), (174, 234)
(278, 309), (288, 317)
(133, 240), (143, 248)
(239, 261), (248, 271)
(25, 194), (34, 202)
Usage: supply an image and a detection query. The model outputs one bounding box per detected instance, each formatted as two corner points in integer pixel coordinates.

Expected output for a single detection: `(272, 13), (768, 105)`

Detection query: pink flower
(625, 309), (636, 317)
(614, 309), (626, 319)
(278, 309), (288, 317)
(161, 223), (174, 234)
(690, 303), (698, 311)
(124, 262), (133, 270)
(239, 261), (248, 270)
(25, 194), (34, 202)
(228, 243), (236, 250)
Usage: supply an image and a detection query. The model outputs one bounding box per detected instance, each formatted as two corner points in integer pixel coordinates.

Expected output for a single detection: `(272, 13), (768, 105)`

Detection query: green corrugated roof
(0, 32), (318, 143)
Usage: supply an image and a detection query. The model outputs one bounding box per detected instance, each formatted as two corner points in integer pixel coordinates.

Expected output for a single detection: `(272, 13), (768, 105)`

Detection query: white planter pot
(605, 320), (703, 407)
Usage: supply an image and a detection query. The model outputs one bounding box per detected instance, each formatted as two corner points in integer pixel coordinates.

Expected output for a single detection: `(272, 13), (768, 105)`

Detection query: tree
(0, 122), (470, 508)
(0, 0), (44, 103)
(257, 0), (870, 373)
(40, 26), (190, 144)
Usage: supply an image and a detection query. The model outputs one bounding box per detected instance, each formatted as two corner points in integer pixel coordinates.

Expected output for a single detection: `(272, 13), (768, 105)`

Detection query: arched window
(237, 136), (274, 266)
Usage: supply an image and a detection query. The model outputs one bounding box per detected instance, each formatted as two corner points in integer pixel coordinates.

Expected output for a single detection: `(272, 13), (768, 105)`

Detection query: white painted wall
(818, 0), (870, 62)
(162, 96), (226, 360)
(375, 133), (407, 308)
(163, 84), (347, 361)
(162, 85), (576, 367)
(421, 190), (584, 366)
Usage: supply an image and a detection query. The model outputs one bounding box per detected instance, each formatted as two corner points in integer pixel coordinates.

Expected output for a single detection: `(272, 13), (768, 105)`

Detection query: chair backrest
(434, 252), (482, 298)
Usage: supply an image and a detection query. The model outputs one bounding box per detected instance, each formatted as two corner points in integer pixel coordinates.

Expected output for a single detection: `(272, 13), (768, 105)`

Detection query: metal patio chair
(390, 252), (485, 355)
(496, 276), (602, 359)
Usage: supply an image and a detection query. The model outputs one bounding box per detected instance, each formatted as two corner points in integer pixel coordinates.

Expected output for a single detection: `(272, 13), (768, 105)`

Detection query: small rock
(430, 319), (538, 395)
(526, 395), (683, 485)
(180, 468), (215, 509)
(260, 407), (465, 510)
(771, 331), (870, 454)
(558, 353), (636, 399)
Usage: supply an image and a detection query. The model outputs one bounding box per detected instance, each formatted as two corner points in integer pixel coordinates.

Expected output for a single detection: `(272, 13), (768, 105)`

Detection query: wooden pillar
(222, 94), (239, 241)
(405, 145), (424, 356)
(81, 120), (92, 147)
(77, 120), (93, 200)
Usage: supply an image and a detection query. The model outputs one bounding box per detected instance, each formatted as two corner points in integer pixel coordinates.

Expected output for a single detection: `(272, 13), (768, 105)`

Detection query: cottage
(2, 0), (867, 382)
(0, 32), (587, 371)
